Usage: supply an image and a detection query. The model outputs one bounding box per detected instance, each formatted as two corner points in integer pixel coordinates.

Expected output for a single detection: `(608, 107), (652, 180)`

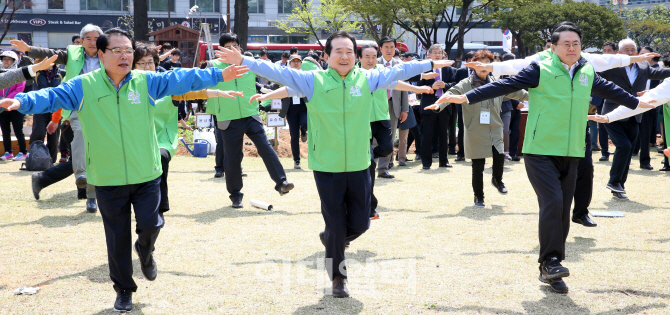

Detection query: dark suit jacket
(599, 61), (670, 122)
(419, 66), (457, 114)
(453, 68), (471, 113)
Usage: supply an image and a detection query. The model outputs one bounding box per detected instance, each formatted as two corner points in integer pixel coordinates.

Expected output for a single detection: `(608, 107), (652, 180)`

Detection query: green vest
(301, 60), (319, 72)
(79, 69), (162, 186)
(63, 45), (101, 120)
(523, 51), (594, 157)
(205, 60), (258, 120)
(154, 96), (179, 157)
(306, 67), (372, 172)
(369, 64), (391, 122)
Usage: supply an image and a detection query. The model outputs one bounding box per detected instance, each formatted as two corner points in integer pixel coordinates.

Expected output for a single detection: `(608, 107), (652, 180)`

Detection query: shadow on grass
(90, 303), (150, 315)
(3, 170), (33, 177)
(598, 199), (654, 213)
(293, 296), (363, 315)
(377, 207), (431, 214)
(170, 206), (319, 223)
(425, 204), (535, 221)
(430, 289), (667, 314)
(0, 211), (100, 229)
(36, 191), (80, 209)
(650, 237), (670, 244)
(587, 288), (670, 299)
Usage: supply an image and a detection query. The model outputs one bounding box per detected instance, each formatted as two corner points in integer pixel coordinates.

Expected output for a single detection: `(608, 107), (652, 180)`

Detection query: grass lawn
(1, 151), (669, 314)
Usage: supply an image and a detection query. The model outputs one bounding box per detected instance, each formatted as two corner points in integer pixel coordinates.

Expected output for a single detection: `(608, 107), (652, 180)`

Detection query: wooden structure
(148, 24), (201, 68)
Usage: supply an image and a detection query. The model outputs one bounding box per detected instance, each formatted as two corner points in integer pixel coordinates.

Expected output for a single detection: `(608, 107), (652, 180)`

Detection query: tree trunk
(234, 0), (249, 50)
(456, 0), (472, 64)
(134, 0), (149, 40)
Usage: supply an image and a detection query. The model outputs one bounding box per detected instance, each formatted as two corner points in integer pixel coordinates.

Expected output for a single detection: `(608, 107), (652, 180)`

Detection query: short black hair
(324, 31), (357, 56)
(552, 21), (577, 33)
(602, 41), (617, 51)
(219, 33), (239, 47)
(72, 35), (81, 43)
(259, 50), (267, 57)
(662, 52), (670, 67)
(161, 42), (172, 50)
(551, 24), (582, 45)
(357, 44), (377, 58)
(132, 44), (159, 69)
(281, 51), (290, 59)
(378, 36), (396, 48)
(464, 51), (476, 61)
(171, 48), (181, 56)
(308, 52), (320, 60)
(394, 48), (400, 57)
(638, 45), (653, 53)
(402, 52), (412, 58)
(290, 46), (298, 54)
(96, 28), (135, 53)
(244, 51), (254, 58)
(502, 53), (516, 61)
(545, 39), (552, 44)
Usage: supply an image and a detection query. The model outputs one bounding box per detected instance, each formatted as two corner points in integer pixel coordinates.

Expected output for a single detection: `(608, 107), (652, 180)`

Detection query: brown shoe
(332, 276), (349, 298)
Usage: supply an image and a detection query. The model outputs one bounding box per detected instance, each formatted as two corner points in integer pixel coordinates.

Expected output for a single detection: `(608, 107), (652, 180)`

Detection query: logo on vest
(579, 74), (588, 87)
(128, 91), (141, 104)
(350, 85), (362, 97)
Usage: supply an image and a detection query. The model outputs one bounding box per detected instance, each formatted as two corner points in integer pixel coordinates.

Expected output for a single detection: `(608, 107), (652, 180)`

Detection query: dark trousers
(604, 119), (639, 187)
(59, 122), (73, 155)
(420, 111), (451, 167)
(38, 158), (73, 188)
(406, 124), (422, 155)
(0, 110), (26, 153)
(448, 109), (457, 152)
(457, 110), (465, 159)
(635, 110), (656, 166)
(524, 154), (579, 263)
(471, 146), (504, 199)
(159, 148), (171, 212)
(96, 177), (163, 292)
(30, 113), (60, 163)
(597, 107), (610, 157)
(370, 120), (393, 211)
(213, 116), (225, 173)
(573, 129), (593, 219)
(286, 104), (307, 162)
(221, 117), (286, 201)
(313, 169), (371, 280)
(509, 109), (521, 157)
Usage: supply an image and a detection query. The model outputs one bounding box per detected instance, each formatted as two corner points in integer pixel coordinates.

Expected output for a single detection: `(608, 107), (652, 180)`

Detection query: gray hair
(80, 24), (104, 39)
(618, 38), (637, 51)
(428, 44), (443, 53)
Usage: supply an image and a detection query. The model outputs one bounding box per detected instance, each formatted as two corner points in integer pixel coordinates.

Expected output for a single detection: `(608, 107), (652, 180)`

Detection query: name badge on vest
(292, 96), (300, 105)
(480, 109), (490, 125)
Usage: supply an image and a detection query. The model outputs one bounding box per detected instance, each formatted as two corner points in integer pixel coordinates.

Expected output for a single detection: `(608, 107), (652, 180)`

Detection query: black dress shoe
(612, 192), (629, 200)
(491, 178), (508, 194)
(232, 199), (243, 208)
(319, 231), (326, 247)
(277, 181), (295, 195)
(606, 182), (625, 193)
(214, 171), (223, 178)
(572, 214), (597, 227)
(31, 173), (42, 200)
(134, 240), (157, 281)
(455, 156), (465, 162)
(538, 273), (569, 294)
(75, 176), (87, 189)
(378, 170), (395, 179)
(540, 256), (570, 280)
(86, 198), (97, 213)
(640, 164), (654, 170)
(398, 161), (407, 166)
(599, 155), (609, 162)
(512, 156), (521, 161)
(448, 149), (457, 155)
(474, 197), (485, 207)
(432, 152), (439, 158)
(439, 163), (452, 168)
(660, 166), (670, 171)
(77, 188), (87, 200)
(422, 166), (430, 170)
(114, 289), (133, 312)
(332, 276), (350, 298)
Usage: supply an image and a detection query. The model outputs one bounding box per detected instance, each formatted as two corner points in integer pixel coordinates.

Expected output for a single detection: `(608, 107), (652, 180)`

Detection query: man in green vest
(435, 24), (654, 294)
(12, 24), (103, 212)
(216, 30), (453, 297)
(2, 28), (248, 312)
(206, 33), (294, 209)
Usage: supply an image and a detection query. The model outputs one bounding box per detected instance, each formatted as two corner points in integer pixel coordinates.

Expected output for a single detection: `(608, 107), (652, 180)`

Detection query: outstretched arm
(393, 81), (434, 95)
(2, 77), (82, 114)
(147, 66), (247, 102)
(590, 80), (669, 123)
(249, 87), (290, 103)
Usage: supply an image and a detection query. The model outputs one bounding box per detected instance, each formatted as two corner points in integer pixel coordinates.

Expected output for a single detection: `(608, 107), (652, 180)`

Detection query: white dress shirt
(491, 52), (632, 77)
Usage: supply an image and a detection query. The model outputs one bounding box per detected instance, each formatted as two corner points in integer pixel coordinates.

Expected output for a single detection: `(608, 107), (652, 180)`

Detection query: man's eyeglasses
(559, 43), (581, 49)
(135, 62), (154, 68)
(107, 48), (135, 56)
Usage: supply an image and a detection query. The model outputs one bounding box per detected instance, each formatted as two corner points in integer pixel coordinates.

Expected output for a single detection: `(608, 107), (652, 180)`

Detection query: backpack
(20, 141), (53, 171)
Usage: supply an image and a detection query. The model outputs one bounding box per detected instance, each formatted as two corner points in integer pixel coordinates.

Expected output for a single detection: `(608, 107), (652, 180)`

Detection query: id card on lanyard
(480, 99), (492, 125)
(292, 96), (301, 104)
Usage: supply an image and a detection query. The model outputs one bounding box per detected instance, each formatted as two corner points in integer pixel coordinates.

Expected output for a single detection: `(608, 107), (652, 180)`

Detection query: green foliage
(495, 1), (625, 54)
(336, 0), (399, 42)
(623, 5), (670, 53)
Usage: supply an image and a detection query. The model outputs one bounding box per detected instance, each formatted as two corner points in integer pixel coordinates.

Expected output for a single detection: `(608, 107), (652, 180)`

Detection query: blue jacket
(16, 67), (223, 114)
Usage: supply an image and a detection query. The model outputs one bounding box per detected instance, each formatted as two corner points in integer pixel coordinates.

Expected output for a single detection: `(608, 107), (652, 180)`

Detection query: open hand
(215, 46), (244, 66)
(637, 100), (657, 109)
(46, 121), (59, 135)
(464, 62), (493, 73)
(10, 40), (30, 53)
(632, 53), (661, 64)
(249, 93), (267, 104)
(587, 114), (609, 123)
(415, 86), (434, 94)
(32, 55), (58, 72)
(436, 94), (467, 104)
(221, 65), (249, 81)
(0, 98), (21, 111)
(432, 59), (455, 69)
(208, 90), (243, 99)
(421, 72), (439, 80)
(424, 104), (441, 111)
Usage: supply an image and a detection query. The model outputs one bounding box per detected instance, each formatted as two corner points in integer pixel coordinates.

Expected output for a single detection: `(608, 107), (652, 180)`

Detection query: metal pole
(227, 0), (231, 32)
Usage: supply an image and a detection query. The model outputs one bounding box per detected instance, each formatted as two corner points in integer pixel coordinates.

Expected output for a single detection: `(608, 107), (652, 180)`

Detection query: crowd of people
(1, 20), (669, 311)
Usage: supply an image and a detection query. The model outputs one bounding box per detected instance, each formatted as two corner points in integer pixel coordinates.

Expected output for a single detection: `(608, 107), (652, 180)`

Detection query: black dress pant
(448, 109), (457, 152)
(457, 110), (465, 159)
(213, 116), (225, 173)
(635, 110), (656, 166)
(420, 110), (451, 168)
(406, 124), (422, 156)
(37, 158), (74, 188)
(524, 154), (579, 263)
(471, 146), (504, 199)
(159, 148), (171, 212)
(0, 110), (26, 154)
(313, 169), (371, 280)
(596, 106), (610, 157)
(604, 119), (639, 187)
(221, 116), (286, 201)
(509, 108), (521, 157)
(30, 113), (60, 163)
(369, 120), (393, 211)
(573, 129), (593, 219)
(286, 103), (308, 162)
(59, 122), (73, 156)
(96, 177), (163, 292)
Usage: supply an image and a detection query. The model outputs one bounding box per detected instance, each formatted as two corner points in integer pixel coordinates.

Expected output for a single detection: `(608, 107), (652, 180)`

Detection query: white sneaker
(13, 153), (26, 161)
(0, 152), (14, 161)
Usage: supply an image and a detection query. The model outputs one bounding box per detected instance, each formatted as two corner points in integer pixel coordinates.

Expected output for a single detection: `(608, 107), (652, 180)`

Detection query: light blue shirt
(625, 63), (638, 87)
(241, 57), (432, 101)
(81, 54), (101, 75)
